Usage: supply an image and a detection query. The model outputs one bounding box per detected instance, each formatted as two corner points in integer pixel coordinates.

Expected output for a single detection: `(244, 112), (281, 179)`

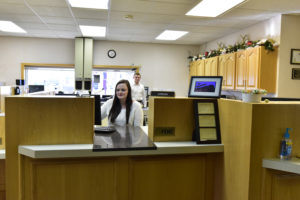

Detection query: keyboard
(94, 126), (116, 134)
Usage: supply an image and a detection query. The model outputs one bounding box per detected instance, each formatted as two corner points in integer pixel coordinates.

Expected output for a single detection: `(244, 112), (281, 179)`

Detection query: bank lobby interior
(1, 0), (300, 200)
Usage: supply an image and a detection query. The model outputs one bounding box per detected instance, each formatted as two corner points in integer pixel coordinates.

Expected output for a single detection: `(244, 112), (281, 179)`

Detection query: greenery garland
(188, 35), (276, 61)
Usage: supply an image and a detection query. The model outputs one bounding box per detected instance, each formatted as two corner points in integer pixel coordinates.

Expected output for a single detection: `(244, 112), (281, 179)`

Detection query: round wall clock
(107, 49), (116, 58)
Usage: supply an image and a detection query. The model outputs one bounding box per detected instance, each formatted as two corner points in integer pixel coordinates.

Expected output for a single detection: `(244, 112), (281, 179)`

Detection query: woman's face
(116, 83), (128, 101)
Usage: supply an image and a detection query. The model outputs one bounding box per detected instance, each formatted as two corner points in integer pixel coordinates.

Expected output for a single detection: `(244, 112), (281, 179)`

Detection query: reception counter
(19, 143), (224, 158)
(263, 158), (300, 175)
(5, 96), (300, 200)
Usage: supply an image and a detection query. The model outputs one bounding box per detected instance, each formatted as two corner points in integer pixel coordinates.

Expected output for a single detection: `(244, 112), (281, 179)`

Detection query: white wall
(199, 15), (282, 53)
(0, 37), (74, 84)
(277, 15), (300, 97)
(0, 37), (198, 96)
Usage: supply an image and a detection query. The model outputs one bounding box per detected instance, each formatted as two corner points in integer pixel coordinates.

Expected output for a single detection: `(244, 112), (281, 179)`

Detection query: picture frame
(188, 76), (223, 98)
(193, 99), (221, 144)
(290, 49), (300, 65)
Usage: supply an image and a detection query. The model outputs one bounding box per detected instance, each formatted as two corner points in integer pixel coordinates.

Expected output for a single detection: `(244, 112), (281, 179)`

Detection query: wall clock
(107, 49), (116, 58)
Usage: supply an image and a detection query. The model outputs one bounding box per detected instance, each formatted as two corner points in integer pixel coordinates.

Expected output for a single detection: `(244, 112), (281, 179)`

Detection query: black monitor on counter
(28, 85), (44, 93)
(150, 91), (175, 97)
(92, 95), (101, 125)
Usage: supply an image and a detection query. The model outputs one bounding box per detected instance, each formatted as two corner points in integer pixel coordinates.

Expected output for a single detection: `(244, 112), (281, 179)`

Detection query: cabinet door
(218, 55), (227, 86)
(235, 51), (247, 90)
(224, 53), (236, 90)
(205, 57), (218, 76)
(189, 61), (197, 77)
(196, 60), (205, 76)
(246, 47), (260, 89)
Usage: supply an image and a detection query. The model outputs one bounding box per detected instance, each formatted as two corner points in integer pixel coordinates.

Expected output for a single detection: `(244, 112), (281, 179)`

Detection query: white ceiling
(0, 0), (299, 45)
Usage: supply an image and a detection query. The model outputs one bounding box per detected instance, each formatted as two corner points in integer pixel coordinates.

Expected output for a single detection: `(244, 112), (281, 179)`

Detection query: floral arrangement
(241, 89), (267, 95)
(188, 35), (277, 61)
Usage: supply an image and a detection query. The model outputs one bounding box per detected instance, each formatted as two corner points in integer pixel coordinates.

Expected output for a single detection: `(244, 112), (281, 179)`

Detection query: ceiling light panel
(0, 21), (26, 33)
(68, 0), (109, 9)
(79, 25), (106, 37)
(156, 30), (188, 40)
(186, 0), (246, 17)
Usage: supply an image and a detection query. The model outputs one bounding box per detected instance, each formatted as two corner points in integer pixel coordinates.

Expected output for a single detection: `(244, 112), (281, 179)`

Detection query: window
(24, 64), (137, 95)
(25, 66), (75, 93)
(92, 69), (135, 95)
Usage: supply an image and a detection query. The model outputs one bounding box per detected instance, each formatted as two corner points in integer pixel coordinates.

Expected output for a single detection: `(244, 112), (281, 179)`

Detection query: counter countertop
(18, 142), (224, 159)
(263, 158), (300, 175)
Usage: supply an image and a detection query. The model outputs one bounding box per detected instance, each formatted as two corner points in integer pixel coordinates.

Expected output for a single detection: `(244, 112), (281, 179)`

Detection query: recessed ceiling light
(186, 0), (246, 17)
(0, 21), (26, 33)
(68, 0), (109, 9)
(156, 30), (188, 40)
(79, 25), (106, 37)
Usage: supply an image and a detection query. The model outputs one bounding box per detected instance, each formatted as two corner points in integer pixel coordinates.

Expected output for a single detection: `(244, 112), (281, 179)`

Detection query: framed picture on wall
(193, 99), (221, 144)
(290, 49), (300, 65)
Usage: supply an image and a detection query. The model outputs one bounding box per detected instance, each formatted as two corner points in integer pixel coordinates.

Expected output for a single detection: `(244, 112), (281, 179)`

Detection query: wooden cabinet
(235, 51), (247, 90)
(204, 57), (218, 76)
(189, 61), (197, 77)
(218, 53), (236, 90)
(0, 115), (4, 149)
(189, 60), (205, 77)
(196, 60), (205, 76)
(235, 46), (278, 93)
(189, 46), (277, 93)
(246, 47), (260, 90)
(262, 170), (300, 200)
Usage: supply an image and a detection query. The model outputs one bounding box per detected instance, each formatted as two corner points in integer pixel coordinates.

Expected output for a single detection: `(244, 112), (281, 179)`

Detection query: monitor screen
(188, 76), (223, 98)
(92, 95), (101, 125)
(28, 85), (44, 93)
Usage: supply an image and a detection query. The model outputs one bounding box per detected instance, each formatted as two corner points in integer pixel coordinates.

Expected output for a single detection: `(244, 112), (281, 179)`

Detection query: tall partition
(5, 96), (94, 200)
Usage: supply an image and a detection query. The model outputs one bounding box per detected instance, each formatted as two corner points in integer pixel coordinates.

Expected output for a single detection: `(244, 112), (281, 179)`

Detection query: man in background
(131, 72), (146, 107)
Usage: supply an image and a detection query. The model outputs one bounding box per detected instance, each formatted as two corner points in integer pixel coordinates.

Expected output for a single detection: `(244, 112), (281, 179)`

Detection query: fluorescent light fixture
(0, 21), (26, 33)
(68, 0), (109, 9)
(79, 25), (106, 37)
(186, 0), (246, 17)
(156, 30), (188, 40)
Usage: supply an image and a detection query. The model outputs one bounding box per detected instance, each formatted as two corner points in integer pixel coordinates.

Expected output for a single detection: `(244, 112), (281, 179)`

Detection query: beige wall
(199, 15), (282, 53)
(0, 37), (198, 96)
(277, 14), (300, 97)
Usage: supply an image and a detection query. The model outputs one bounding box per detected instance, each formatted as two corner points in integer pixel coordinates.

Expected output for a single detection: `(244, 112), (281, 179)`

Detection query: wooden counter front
(20, 152), (221, 200)
(5, 96), (94, 200)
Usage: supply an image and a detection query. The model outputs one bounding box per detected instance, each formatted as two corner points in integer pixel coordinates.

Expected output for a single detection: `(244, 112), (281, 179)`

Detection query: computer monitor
(188, 76), (223, 98)
(92, 95), (101, 125)
(28, 85), (44, 93)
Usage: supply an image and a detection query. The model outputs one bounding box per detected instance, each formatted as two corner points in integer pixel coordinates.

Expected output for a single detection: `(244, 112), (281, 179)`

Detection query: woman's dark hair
(109, 79), (132, 124)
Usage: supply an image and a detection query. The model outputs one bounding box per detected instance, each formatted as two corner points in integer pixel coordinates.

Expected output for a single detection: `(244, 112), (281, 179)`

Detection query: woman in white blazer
(101, 79), (143, 126)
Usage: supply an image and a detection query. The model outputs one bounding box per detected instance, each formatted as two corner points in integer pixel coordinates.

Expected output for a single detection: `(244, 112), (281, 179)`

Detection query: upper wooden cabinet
(189, 61), (197, 77)
(204, 57), (218, 76)
(189, 60), (205, 77)
(196, 60), (205, 76)
(235, 51), (247, 90)
(218, 53), (236, 90)
(236, 46), (278, 93)
(189, 46), (278, 93)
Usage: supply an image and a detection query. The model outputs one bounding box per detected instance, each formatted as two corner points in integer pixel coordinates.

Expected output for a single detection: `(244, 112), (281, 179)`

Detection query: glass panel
(25, 67), (75, 93)
(25, 67), (136, 95)
(197, 103), (215, 114)
(199, 128), (217, 141)
(198, 115), (215, 127)
(92, 69), (135, 95)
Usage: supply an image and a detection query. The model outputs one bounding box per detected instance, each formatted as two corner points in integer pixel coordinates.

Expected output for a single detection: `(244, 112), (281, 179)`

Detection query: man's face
(134, 75), (141, 84)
